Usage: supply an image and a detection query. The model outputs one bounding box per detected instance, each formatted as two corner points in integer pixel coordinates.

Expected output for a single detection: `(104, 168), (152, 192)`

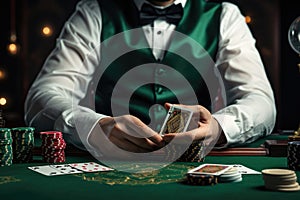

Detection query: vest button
(156, 68), (166, 76)
(156, 87), (164, 94)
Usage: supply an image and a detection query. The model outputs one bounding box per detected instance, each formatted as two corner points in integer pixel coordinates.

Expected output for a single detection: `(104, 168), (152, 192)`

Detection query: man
(24, 0), (276, 162)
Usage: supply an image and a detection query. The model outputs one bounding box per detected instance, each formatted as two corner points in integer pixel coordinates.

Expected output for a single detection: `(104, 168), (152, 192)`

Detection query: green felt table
(0, 134), (299, 200)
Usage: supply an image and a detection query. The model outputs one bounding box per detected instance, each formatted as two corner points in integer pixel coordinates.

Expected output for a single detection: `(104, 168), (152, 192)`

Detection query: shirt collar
(133, 0), (187, 11)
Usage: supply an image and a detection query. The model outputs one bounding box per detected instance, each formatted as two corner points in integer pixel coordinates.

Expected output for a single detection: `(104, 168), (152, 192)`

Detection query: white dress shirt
(24, 0), (276, 150)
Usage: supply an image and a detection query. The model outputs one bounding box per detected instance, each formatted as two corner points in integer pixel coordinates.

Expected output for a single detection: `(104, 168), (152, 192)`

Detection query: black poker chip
(185, 173), (218, 186)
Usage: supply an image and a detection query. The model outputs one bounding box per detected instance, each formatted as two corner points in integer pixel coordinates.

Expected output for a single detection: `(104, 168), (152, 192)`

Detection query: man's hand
(162, 103), (226, 147)
(96, 115), (165, 153)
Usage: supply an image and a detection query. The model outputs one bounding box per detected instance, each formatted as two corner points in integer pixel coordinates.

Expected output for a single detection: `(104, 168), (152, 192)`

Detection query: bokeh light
(0, 98), (7, 106)
(7, 43), (19, 55)
(42, 25), (53, 37)
(245, 16), (252, 24)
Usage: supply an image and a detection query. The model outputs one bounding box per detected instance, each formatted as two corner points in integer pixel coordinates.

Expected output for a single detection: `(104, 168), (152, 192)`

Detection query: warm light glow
(245, 16), (252, 24)
(0, 69), (5, 80)
(42, 25), (53, 37)
(0, 98), (7, 106)
(7, 43), (18, 55)
(10, 34), (17, 42)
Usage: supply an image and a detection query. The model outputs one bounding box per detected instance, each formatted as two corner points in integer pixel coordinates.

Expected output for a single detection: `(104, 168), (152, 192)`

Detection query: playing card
(50, 164), (83, 175)
(69, 162), (114, 172)
(28, 165), (66, 176)
(232, 164), (261, 174)
(187, 164), (232, 176)
(159, 105), (193, 135)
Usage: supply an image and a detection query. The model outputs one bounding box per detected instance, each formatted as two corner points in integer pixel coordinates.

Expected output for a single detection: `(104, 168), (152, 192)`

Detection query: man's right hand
(96, 115), (165, 153)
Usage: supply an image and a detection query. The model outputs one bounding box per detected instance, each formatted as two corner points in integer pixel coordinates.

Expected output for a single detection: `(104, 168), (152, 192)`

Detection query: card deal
(187, 164), (232, 176)
(28, 162), (114, 176)
(159, 105), (193, 135)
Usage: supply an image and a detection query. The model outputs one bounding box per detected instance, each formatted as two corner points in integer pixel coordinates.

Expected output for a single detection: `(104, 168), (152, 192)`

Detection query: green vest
(95, 0), (222, 131)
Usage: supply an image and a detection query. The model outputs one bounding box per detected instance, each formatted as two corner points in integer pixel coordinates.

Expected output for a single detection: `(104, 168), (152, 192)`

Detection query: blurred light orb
(0, 98), (7, 106)
(0, 69), (6, 80)
(42, 25), (53, 37)
(288, 16), (300, 54)
(7, 43), (18, 55)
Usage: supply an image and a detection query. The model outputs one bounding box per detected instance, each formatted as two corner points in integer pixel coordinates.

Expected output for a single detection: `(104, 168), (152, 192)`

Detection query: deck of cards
(28, 162), (114, 176)
(159, 105), (193, 135)
(188, 164), (232, 176)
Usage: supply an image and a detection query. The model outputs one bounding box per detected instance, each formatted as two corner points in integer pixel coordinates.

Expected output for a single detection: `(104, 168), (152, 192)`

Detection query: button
(156, 68), (166, 76)
(157, 105), (164, 111)
(157, 30), (162, 35)
(156, 87), (164, 94)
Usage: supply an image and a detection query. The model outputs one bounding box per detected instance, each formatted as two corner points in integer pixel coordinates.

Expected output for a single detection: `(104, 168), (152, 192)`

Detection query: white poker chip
(262, 168), (300, 192)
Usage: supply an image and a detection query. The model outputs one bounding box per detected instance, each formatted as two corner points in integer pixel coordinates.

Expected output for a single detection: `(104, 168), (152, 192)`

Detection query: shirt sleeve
(24, 0), (106, 150)
(212, 2), (277, 147)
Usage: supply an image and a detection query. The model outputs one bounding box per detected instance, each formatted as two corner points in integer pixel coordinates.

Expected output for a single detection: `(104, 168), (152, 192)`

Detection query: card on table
(28, 164), (83, 176)
(28, 162), (114, 176)
(187, 164), (232, 176)
(159, 105), (193, 135)
(69, 162), (114, 172)
(232, 164), (261, 174)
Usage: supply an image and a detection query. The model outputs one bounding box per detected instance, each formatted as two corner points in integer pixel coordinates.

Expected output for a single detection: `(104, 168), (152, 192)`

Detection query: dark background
(0, 0), (299, 132)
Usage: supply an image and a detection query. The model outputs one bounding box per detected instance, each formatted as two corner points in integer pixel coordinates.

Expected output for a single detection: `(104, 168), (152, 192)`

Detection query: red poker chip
(42, 137), (65, 142)
(42, 146), (66, 152)
(40, 131), (63, 139)
(42, 142), (66, 148)
(42, 142), (66, 149)
(43, 153), (65, 159)
(43, 151), (65, 157)
(40, 131), (62, 136)
(42, 149), (64, 154)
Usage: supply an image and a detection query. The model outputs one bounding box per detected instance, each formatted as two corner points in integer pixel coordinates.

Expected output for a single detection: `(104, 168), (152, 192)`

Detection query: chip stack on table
(262, 169), (300, 191)
(11, 127), (35, 163)
(185, 164), (233, 186)
(287, 141), (300, 171)
(40, 131), (66, 163)
(0, 128), (13, 166)
(219, 166), (243, 183)
(0, 109), (6, 128)
(186, 173), (218, 186)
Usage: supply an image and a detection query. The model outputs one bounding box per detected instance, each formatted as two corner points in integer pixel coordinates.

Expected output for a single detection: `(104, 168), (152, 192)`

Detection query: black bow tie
(139, 3), (183, 26)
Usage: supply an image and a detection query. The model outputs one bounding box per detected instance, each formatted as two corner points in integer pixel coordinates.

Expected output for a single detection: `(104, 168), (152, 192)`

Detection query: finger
(120, 132), (164, 151)
(117, 115), (159, 140)
(109, 134), (150, 153)
(163, 132), (195, 144)
(164, 102), (173, 110)
(124, 116), (165, 146)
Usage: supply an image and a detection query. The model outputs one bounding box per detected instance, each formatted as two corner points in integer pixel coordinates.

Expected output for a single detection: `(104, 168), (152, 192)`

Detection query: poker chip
(11, 127), (35, 164)
(0, 128), (13, 167)
(185, 173), (218, 186)
(288, 135), (300, 141)
(40, 131), (66, 163)
(287, 141), (300, 171)
(165, 140), (205, 163)
(219, 166), (243, 183)
(262, 169), (300, 192)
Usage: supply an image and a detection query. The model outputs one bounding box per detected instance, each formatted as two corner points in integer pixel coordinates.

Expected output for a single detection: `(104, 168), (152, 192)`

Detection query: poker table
(0, 133), (299, 200)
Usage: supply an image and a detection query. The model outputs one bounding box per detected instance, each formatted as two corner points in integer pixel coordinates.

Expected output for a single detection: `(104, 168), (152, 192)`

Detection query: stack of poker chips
(262, 168), (300, 191)
(219, 166), (242, 183)
(185, 173), (218, 186)
(287, 141), (300, 171)
(11, 127), (35, 163)
(165, 140), (205, 162)
(40, 131), (66, 163)
(0, 109), (6, 128)
(0, 128), (13, 166)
